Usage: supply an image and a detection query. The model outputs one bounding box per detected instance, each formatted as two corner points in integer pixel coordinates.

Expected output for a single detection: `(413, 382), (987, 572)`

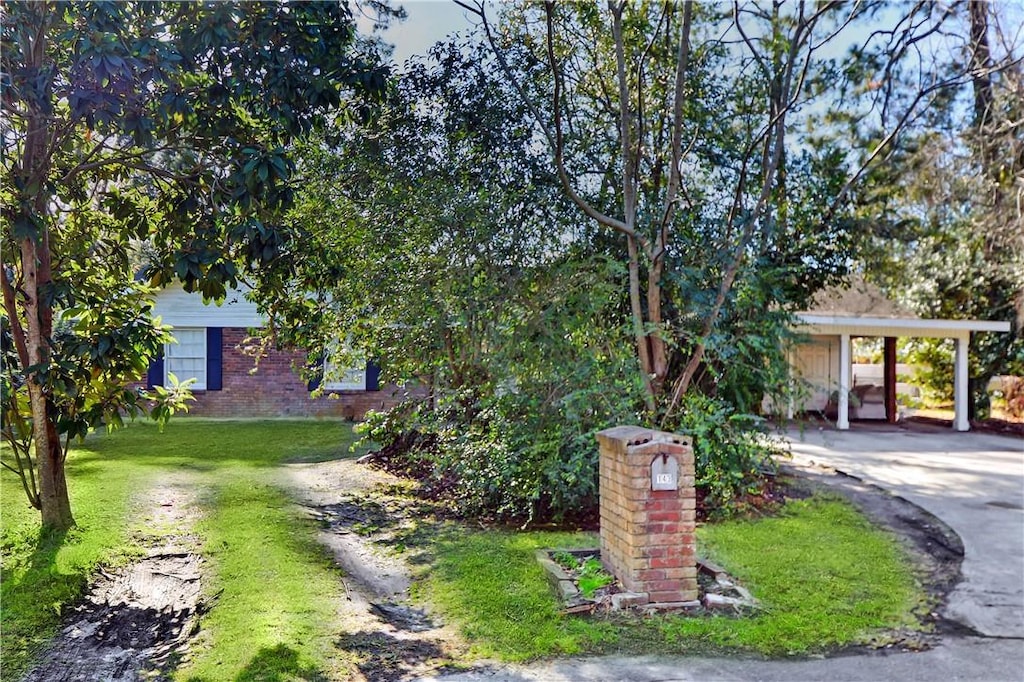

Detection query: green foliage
(272, 30), (810, 522)
(356, 264), (645, 523)
(3, 0), (393, 297)
(2, 0), (393, 528)
(550, 550), (581, 569)
(575, 557), (614, 599)
(853, 4), (1024, 417)
(1, 290), (194, 510)
(901, 339), (955, 404)
(546, 552), (612, 598)
(670, 393), (782, 514)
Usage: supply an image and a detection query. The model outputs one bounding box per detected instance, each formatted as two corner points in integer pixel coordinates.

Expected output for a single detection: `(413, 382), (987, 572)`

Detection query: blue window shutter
(308, 355), (323, 392)
(146, 348), (164, 389)
(366, 361), (381, 391)
(206, 327), (223, 391)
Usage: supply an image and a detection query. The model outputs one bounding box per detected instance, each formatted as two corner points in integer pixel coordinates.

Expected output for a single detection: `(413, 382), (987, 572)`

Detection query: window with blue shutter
(366, 361), (381, 391)
(307, 354), (324, 392)
(147, 327), (223, 391)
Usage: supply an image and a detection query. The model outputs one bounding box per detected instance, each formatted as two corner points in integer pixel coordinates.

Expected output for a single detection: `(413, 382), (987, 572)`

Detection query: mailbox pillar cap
(596, 426), (691, 449)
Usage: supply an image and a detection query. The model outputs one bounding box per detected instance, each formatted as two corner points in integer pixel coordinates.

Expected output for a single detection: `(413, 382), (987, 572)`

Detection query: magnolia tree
(1, 1), (392, 530)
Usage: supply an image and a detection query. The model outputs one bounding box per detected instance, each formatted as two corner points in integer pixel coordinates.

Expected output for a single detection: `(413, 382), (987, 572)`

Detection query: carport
(792, 314), (1011, 431)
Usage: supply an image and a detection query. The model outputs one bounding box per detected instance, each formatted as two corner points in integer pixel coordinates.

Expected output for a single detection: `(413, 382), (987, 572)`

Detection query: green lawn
(424, 496), (925, 659)
(1, 420), (359, 681)
(2, 421), (928, 679)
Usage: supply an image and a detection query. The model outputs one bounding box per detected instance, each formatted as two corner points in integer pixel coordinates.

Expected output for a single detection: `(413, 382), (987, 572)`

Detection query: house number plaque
(650, 454), (679, 491)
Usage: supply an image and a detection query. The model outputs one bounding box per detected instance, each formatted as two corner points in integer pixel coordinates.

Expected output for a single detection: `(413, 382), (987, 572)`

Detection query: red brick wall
(597, 426), (697, 605)
(160, 327), (408, 420)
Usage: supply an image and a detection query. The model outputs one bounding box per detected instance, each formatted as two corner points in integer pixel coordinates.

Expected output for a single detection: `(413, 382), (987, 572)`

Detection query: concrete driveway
(784, 424), (1024, 639)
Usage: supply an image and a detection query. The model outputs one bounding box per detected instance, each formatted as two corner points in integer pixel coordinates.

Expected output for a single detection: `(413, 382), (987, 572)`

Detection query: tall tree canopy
(456, 0), (985, 426)
(260, 2), (998, 521)
(1, 0), (391, 530)
(251, 39), (642, 520)
(856, 0), (1023, 415)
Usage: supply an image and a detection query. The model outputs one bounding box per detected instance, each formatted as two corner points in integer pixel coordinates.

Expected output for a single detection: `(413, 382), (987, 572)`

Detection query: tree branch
(455, 0), (636, 239)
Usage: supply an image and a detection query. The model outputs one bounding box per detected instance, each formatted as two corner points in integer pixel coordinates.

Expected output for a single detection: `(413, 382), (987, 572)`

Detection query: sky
(360, 0), (479, 68)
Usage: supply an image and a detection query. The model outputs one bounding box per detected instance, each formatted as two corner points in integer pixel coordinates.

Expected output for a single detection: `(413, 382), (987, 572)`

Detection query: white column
(785, 344), (795, 420)
(838, 334), (850, 430)
(954, 334), (970, 432)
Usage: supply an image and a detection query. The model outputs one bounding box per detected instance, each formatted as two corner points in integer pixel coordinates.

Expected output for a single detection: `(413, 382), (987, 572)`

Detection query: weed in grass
(576, 558), (614, 598)
(551, 550), (581, 570)
(549, 551), (615, 599)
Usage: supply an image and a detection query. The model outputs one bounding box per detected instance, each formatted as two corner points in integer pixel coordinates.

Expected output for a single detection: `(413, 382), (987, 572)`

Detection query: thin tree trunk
(22, 235), (74, 530)
(611, 1), (659, 412)
(628, 236), (657, 412)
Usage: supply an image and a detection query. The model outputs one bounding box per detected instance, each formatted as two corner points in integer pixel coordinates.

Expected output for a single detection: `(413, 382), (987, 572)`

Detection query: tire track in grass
(22, 475), (204, 682)
(281, 458), (467, 681)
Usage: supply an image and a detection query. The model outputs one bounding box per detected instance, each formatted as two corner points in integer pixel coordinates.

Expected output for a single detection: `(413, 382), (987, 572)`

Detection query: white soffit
(795, 314), (1012, 338)
(152, 282), (264, 329)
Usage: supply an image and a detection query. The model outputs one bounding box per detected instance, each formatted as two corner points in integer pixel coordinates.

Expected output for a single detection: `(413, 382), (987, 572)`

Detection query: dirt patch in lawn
(22, 476), (206, 682)
(281, 459), (466, 681)
(779, 461), (966, 649)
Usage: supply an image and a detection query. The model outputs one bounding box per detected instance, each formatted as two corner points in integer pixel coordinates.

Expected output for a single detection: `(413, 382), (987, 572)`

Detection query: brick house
(144, 283), (405, 419)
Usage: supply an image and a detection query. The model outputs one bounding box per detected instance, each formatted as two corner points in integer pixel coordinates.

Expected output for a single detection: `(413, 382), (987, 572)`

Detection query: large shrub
(670, 393), (783, 513)
(358, 306), (645, 524)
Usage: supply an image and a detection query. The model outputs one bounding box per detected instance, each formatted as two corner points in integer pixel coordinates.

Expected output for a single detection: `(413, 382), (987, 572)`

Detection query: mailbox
(650, 453), (679, 491)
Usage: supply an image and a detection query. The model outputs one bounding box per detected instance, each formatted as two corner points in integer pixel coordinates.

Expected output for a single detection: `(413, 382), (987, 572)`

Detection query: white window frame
(165, 327), (207, 390)
(322, 356), (366, 391)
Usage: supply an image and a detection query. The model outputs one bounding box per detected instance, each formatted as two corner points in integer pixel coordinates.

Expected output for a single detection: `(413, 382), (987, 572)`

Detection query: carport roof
(795, 277), (1012, 337)
(794, 314), (1012, 338)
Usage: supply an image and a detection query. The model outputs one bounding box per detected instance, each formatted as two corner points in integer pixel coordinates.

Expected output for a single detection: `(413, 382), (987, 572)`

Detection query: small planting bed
(537, 548), (758, 615)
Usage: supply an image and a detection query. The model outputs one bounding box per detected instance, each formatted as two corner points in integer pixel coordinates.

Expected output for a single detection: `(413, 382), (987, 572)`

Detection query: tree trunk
(17, 5), (75, 531)
(627, 236), (658, 412)
(21, 236), (75, 531)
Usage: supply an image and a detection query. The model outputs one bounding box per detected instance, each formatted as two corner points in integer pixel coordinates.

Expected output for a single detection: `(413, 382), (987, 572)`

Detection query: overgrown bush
(358, 353), (644, 525)
(359, 384), (784, 524)
(668, 392), (783, 514)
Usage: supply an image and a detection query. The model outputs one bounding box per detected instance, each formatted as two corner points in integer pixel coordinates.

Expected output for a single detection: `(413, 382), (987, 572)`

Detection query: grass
(1, 419), (360, 681)
(424, 496), (924, 659)
(417, 531), (620, 661)
(3, 421), (927, 677)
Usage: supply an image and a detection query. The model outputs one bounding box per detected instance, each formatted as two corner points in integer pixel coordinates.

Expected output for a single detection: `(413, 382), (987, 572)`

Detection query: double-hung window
(165, 327), (207, 390)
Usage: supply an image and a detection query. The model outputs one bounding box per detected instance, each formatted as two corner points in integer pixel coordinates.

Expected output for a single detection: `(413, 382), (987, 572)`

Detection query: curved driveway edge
(426, 639), (1024, 681)
(783, 425), (1023, 639)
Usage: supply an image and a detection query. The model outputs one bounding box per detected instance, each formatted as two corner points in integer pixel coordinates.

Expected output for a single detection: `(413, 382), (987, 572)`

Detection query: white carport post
(785, 344), (795, 420)
(954, 333), (970, 432)
(838, 333), (851, 430)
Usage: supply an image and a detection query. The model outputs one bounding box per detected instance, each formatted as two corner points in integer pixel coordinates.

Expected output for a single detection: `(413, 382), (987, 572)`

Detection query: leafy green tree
(1, 1), (390, 530)
(252, 39), (644, 522)
(458, 1), (972, 428)
(858, 1), (1023, 416)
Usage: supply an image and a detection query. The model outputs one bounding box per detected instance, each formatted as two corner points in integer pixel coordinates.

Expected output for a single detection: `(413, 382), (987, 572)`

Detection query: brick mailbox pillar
(596, 426), (697, 605)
